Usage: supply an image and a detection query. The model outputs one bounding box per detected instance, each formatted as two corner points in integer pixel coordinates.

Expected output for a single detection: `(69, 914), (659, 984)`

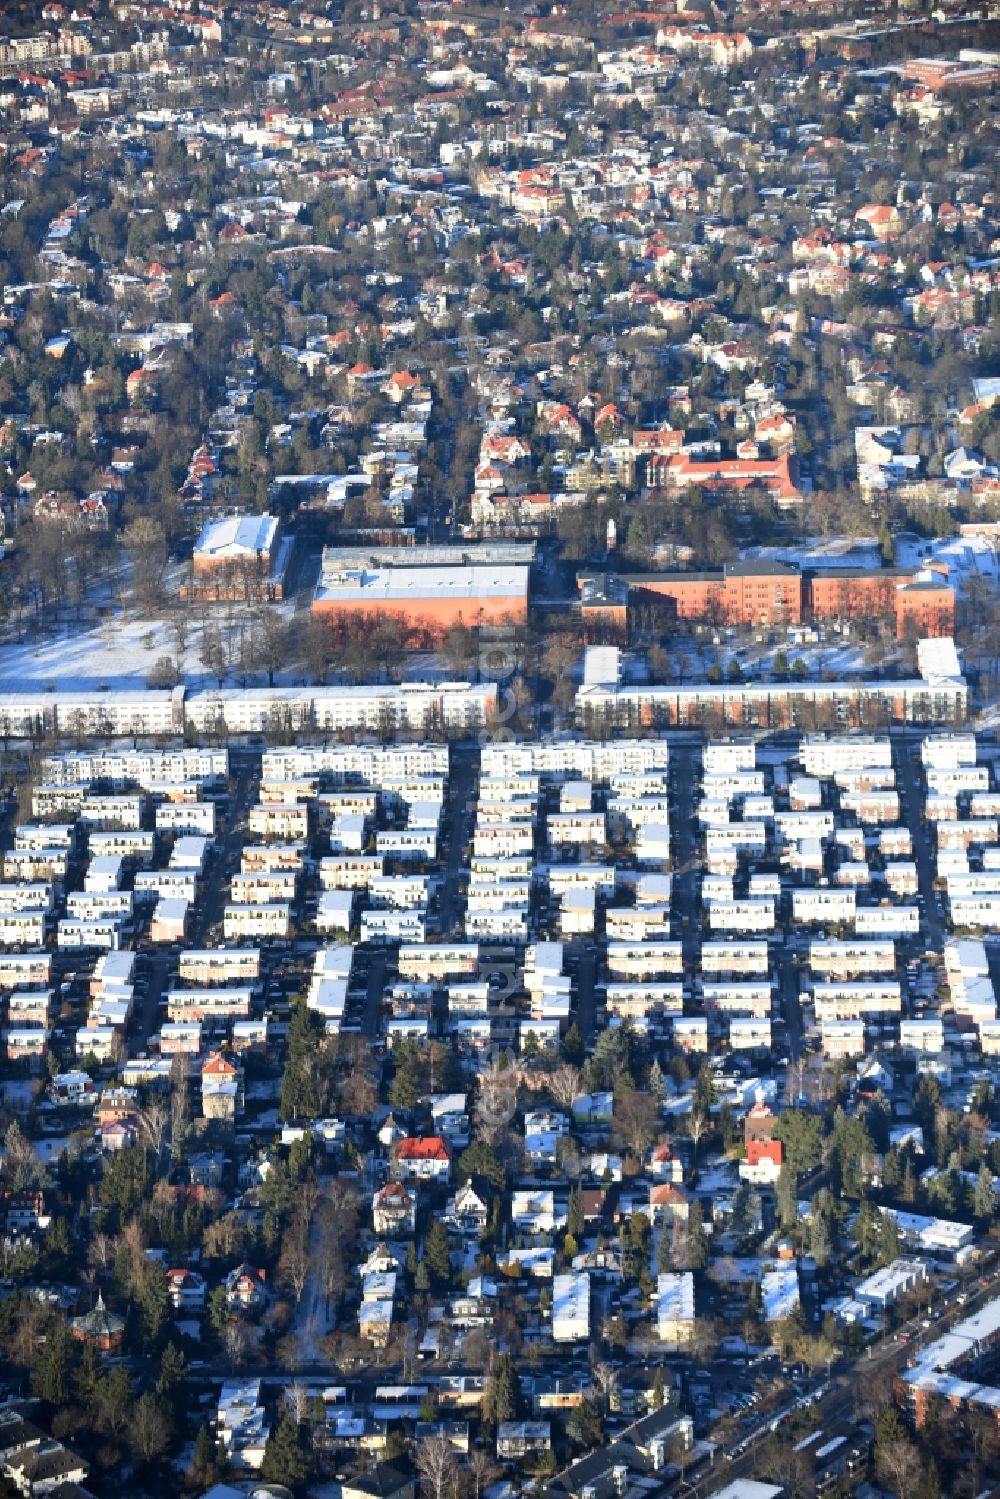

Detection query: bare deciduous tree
(286, 1382), (312, 1423)
(461, 1327), (492, 1372)
(258, 611), (291, 688)
(122, 1218), (148, 1295)
(279, 1216), (311, 1305)
(315, 1228), (348, 1310)
(222, 1317), (251, 1367)
(475, 1054), (518, 1146)
(613, 1088), (660, 1161)
(87, 1230), (119, 1280)
(548, 1064), (583, 1109)
(138, 1100), (169, 1160)
(417, 1434), (459, 1499)
(203, 1210), (249, 1263)
(588, 1357), (620, 1408)
(686, 1109), (707, 1175)
(467, 1447), (499, 1499)
(123, 516), (167, 616)
(172, 610), (190, 661)
(876, 1438), (922, 1498)
(170, 1053), (191, 1158)
(128, 1394), (171, 1463)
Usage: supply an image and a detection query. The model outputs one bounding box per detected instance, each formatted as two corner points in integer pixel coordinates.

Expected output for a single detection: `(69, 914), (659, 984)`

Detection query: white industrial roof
(315, 563), (528, 604)
(195, 512), (278, 559)
(917, 635), (963, 683)
(583, 645), (620, 687)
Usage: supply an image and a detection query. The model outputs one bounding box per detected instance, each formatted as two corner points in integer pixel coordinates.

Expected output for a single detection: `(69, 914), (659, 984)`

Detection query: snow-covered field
(896, 532), (1000, 595)
(623, 633), (876, 687)
(746, 531), (1000, 601)
(743, 536), (882, 571)
(0, 613), (474, 694)
(0, 615), (217, 692)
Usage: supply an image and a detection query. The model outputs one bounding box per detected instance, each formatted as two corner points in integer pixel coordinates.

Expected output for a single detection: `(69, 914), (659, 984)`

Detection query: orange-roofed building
(648, 1183), (690, 1221)
(855, 204), (904, 242)
(392, 1136), (452, 1182)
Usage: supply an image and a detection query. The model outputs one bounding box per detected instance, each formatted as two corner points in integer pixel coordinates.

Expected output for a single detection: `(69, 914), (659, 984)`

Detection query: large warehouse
(312, 544), (530, 636)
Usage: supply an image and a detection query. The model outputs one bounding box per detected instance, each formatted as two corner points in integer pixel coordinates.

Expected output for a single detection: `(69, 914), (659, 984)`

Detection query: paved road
(682, 1264), (1000, 1495)
(576, 944), (599, 1042)
(893, 737), (945, 949)
(192, 760), (258, 945)
(361, 949), (388, 1039)
(292, 1191), (336, 1365)
(133, 945), (171, 1054)
(669, 741), (702, 965)
(287, 543), (322, 613)
(776, 944), (803, 1063)
(438, 744), (478, 938)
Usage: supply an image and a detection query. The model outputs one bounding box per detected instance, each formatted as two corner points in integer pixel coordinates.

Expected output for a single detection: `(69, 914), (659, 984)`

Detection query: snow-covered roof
(195, 512), (278, 560)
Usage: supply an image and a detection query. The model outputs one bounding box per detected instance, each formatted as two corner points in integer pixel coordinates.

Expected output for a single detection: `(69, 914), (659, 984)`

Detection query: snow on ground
(744, 531), (1000, 600)
(623, 634), (876, 686)
(709, 1257), (776, 1284)
(974, 702), (1000, 731)
(791, 643), (869, 675)
(742, 536), (882, 571)
(896, 531), (1000, 595)
(0, 549), (319, 691)
(293, 1204), (335, 1366)
(1, 1081), (33, 1113)
(402, 650), (467, 684)
(693, 1161), (740, 1195)
(34, 1138), (74, 1166)
(0, 614), (216, 691)
(0, 611), (463, 693)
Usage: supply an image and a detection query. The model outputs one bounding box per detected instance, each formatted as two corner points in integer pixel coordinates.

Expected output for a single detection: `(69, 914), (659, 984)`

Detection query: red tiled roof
(396, 1136), (451, 1161)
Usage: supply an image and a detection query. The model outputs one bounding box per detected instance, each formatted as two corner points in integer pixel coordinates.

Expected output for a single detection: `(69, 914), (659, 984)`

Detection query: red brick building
(895, 578), (956, 639)
(807, 569), (904, 621)
(620, 561), (803, 627)
(580, 562), (955, 639)
(312, 562), (529, 640)
(187, 513), (287, 602)
(70, 1292), (125, 1352)
(580, 574), (630, 643)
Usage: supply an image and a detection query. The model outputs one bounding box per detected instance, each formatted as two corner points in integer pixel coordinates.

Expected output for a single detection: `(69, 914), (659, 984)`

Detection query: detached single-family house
(648, 1142), (684, 1182)
(225, 1263), (267, 1314)
(373, 1182), (417, 1236)
(201, 1051), (244, 1121)
(649, 1184), (690, 1222)
(341, 1463), (415, 1499)
(443, 1179), (490, 1237)
(167, 1267), (208, 1311)
(392, 1137), (452, 1183)
(511, 1188), (557, 1234)
(740, 1138), (784, 1186)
